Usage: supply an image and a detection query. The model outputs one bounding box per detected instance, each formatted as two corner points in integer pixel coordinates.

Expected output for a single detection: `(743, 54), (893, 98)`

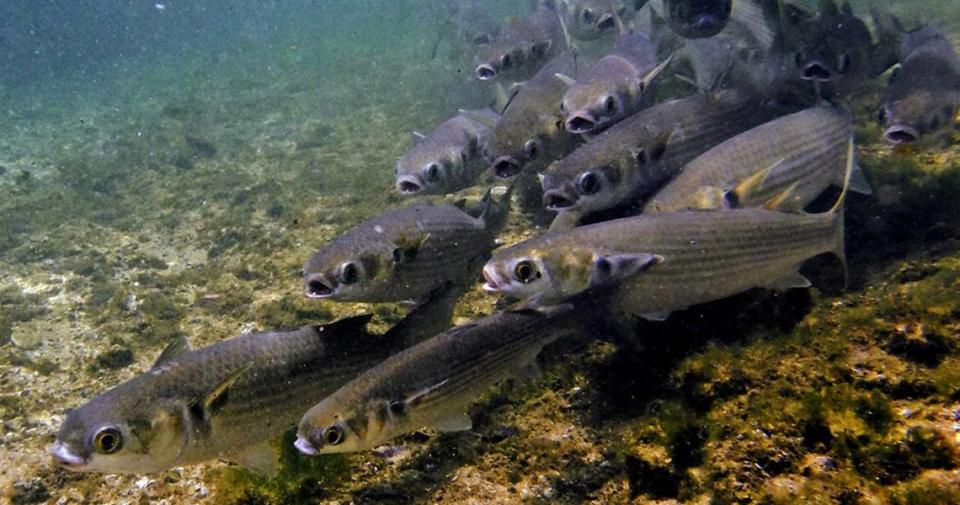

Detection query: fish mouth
(597, 14), (616, 32)
(565, 114), (598, 134)
(694, 14), (722, 32)
(543, 189), (579, 211)
(51, 441), (87, 468)
(304, 273), (336, 299)
(294, 435), (319, 456)
(395, 175), (424, 195)
(482, 264), (504, 292)
(475, 64), (497, 80)
(883, 125), (920, 145)
(491, 156), (522, 179)
(801, 61), (832, 81)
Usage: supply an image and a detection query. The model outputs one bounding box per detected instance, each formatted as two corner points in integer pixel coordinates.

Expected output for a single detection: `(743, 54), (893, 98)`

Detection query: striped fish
(303, 189), (510, 303)
(52, 316), (398, 475)
(295, 306), (583, 454)
(483, 141), (854, 319)
(644, 104), (870, 213)
(541, 89), (790, 229)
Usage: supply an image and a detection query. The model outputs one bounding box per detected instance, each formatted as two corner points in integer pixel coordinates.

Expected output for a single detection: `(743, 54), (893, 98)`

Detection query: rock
(9, 323), (41, 350)
(886, 322), (951, 366)
(11, 479), (49, 504)
(96, 346), (135, 370)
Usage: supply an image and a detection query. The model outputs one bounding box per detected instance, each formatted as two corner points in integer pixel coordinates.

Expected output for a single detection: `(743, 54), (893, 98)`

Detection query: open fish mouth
(543, 189), (579, 211)
(475, 64), (497, 80)
(294, 436), (319, 456)
(304, 274), (336, 298)
(395, 175), (424, 194)
(51, 441), (87, 468)
(566, 114), (598, 134)
(883, 125), (920, 144)
(482, 264), (504, 292)
(491, 156), (523, 179)
(801, 61), (833, 81)
(597, 14), (616, 32)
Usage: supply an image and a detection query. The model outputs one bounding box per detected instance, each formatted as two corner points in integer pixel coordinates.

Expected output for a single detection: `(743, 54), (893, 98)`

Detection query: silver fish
(294, 306), (583, 454)
(879, 26), (960, 145)
(558, 33), (670, 134)
(51, 316), (396, 475)
(644, 104), (870, 213)
(541, 89), (789, 227)
(395, 109), (496, 195)
(556, 0), (628, 41)
(303, 191), (509, 303)
(483, 141), (854, 318)
(474, 6), (570, 82)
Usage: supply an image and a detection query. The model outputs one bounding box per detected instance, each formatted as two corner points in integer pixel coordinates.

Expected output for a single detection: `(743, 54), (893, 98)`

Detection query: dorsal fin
(314, 314), (374, 337)
(153, 335), (190, 369)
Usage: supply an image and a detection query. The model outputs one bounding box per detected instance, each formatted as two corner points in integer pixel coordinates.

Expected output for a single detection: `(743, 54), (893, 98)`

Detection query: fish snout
(294, 435), (319, 456)
(475, 64), (497, 80)
(565, 114), (598, 134)
(482, 264), (504, 292)
(801, 61), (832, 81)
(543, 189), (578, 210)
(883, 125), (920, 145)
(395, 175), (424, 195)
(51, 440), (86, 468)
(304, 273), (336, 299)
(596, 13), (616, 32)
(491, 156), (523, 179)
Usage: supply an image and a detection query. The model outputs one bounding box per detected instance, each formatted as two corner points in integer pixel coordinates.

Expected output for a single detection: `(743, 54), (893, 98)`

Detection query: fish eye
(423, 163), (441, 182)
(603, 95), (617, 114)
(582, 8), (595, 23)
(513, 260), (540, 284)
(500, 54), (512, 69)
(93, 426), (123, 454)
(323, 425), (344, 446)
(876, 106), (887, 124)
(576, 171), (599, 195)
(836, 54), (851, 73)
(523, 139), (541, 160)
(338, 262), (359, 285)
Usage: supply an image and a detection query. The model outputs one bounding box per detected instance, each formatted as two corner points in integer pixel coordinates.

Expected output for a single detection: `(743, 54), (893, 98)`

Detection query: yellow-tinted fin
(640, 53), (675, 92)
(761, 181), (803, 212)
(731, 157), (786, 206)
(405, 379), (449, 408)
(203, 364), (251, 419)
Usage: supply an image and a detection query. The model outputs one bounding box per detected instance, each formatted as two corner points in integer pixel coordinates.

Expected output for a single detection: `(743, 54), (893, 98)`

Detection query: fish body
(303, 195), (509, 303)
(474, 7), (569, 81)
(395, 110), (496, 195)
(51, 317), (395, 474)
(541, 89), (789, 225)
(664, 0), (733, 39)
(879, 26), (960, 145)
(644, 105), (855, 212)
(486, 54), (581, 180)
(483, 206), (843, 316)
(560, 33), (665, 134)
(295, 307), (582, 454)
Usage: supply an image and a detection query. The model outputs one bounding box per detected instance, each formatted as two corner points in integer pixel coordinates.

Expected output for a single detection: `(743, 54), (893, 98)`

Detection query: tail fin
(480, 183), (516, 232)
(830, 136), (855, 288)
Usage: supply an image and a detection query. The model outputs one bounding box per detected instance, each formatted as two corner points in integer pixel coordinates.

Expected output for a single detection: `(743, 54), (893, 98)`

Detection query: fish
(303, 189), (511, 303)
(51, 316), (398, 475)
(540, 89), (790, 228)
(554, 0), (628, 41)
(644, 104), (871, 213)
(394, 109), (496, 195)
(483, 140), (855, 318)
(664, 0), (733, 39)
(484, 53), (582, 180)
(429, 0), (502, 60)
(473, 6), (570, 82)
(294, 306), (584, 455)
(878, 26), (960, 145)
(558, 33), (670, 134)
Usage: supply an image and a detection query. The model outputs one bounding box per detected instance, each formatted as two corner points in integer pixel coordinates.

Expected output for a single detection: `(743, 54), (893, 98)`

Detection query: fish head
(791, 11), (871, 95)
(52, 397), (188, 473)
(395, 146), (464, 195)
(483, 245), (594, 304)
(562, 0), (622, 41)
(665, 0), (732, 39)
(542, 159), (624, 213)
(487, 115), (565, 180)
(297, 398), (395, 455)
(474, 43), (525, 81)
(879, 66), (958, 145)
(303, 246), (385, 301)
(562, 81), (628, 134)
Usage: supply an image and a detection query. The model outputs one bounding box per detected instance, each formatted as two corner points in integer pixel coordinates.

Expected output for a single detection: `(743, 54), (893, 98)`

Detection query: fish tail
(829, 136), (855, 288)
(481, 182), (515, 232)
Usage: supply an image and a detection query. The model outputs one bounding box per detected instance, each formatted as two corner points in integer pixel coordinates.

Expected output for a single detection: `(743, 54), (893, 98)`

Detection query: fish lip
(565, 114), (598, 134)
(395, 175), (424, 195)
(543, 189), (579, 211)
(475, 64), (497, 80)
(51, 440), (87, 468)
(481, 264), (503, 292)
(491, 156), (522, 179)
(304, 273), (336, 299)
(883, 125), (920, 144)
(801, 61), (832, 81)
(294, 435), (319, 456)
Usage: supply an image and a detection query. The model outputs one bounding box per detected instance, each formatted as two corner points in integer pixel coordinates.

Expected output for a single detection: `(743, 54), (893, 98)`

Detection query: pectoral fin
(411, 131), (426, 147)
(764, 271), (811, 290)
(761, 181), (804, 213)
(554, 72), (577, 87)
(591, 253), (663, 286)
(731, 158), (786, 205)
(406, 379), (449, 408)
(434, 411), (473, 432)
(640, 53), (675, 92)
(224, 442), (279, 476)
(459, 108), (500, 129)
(392, 232), (431, 264)
(203, 365), (250, 419)
(639, 310), (672, 321)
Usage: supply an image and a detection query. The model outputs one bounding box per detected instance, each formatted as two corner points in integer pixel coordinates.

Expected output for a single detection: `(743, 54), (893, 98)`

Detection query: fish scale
(645, 105), (851, 212)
